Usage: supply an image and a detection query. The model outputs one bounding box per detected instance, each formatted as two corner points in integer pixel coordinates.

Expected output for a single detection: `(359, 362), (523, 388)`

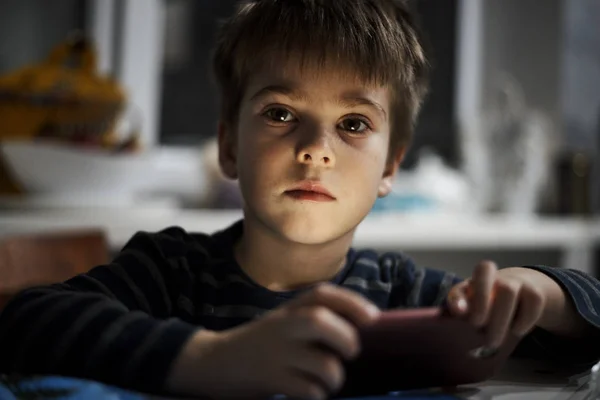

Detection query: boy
(1, 0), (600, 399)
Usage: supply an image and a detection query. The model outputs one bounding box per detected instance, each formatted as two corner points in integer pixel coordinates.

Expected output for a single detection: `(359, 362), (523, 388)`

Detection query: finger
(446, 281), (470, 316)
(485, 280), (520, 348)
(511, 286), (545, 336)
(272, 372), (327, 400)
(289, 284), (380, 326)
(468, 261), (497, 327)
(289, 346), (345, 395)
(290, 306), (361, 360)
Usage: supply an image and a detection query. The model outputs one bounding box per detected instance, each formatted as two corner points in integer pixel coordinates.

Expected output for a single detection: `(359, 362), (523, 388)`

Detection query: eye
(338, 117), (371, 134)
(264, 107), (296, 123)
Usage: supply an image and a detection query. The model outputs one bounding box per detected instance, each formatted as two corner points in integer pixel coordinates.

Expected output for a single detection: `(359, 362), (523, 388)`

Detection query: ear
(378, 146), (407, 197)
(218, 121), (238, 180)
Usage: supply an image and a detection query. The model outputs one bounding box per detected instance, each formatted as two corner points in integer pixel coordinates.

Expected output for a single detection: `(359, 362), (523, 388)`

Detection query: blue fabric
(0, 375), (463, 400)
(0, 375), (145, 399)
(337, 394), (461, 400)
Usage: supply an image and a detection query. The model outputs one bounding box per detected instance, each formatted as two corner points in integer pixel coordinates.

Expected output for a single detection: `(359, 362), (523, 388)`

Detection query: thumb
(447, 281), (470, 316)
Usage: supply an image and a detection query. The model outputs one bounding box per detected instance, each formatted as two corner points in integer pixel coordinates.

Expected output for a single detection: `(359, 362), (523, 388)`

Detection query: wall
(562, 0), (600, 151)
(0, 0), (84, 74)
(562, 0), (600, 211)
(459, 0), (599, 150)
(481, 0), (563, 131)
(160, 0), (237, 145)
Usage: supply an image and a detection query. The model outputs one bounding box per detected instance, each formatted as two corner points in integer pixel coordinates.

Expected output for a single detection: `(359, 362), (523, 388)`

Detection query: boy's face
(219, 62), (404, 245)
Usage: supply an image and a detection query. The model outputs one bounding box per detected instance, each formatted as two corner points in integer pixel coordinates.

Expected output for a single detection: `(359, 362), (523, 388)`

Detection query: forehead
(244, 59), (391, 106)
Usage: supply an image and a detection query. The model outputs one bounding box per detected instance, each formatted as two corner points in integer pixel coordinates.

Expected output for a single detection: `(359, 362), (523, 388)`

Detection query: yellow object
(0, 35), (127, 146)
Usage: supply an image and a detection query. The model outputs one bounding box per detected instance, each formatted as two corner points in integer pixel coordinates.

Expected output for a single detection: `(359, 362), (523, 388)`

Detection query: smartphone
(339, 307), (522, 396)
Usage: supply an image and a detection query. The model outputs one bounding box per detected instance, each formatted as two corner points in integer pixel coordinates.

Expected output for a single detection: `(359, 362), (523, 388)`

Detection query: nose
(296, 130), (336, 168)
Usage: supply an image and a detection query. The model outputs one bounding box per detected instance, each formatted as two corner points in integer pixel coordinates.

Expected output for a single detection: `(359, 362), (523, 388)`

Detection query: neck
(235, 213), (355, 291)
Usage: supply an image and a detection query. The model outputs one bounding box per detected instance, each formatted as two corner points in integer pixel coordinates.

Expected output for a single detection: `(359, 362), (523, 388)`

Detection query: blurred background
(0, 0), (598, 280)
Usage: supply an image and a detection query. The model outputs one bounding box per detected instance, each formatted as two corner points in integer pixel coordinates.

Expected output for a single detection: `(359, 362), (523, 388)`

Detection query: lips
(285, 181), (336, 202)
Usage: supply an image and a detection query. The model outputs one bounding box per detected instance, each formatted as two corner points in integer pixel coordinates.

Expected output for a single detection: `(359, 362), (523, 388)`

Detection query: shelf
(1, 208), (598, 251)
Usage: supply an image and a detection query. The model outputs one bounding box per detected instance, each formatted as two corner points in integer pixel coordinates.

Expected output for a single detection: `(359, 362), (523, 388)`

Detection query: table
(0, 359), (595, 400)
(460, 358), (593, 399)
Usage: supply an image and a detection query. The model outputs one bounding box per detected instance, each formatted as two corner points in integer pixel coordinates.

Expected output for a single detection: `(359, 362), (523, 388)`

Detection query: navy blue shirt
(1, 220), (599, 393)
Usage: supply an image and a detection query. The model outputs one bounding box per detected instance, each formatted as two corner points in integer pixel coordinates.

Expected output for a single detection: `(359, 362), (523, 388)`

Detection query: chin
(268, 211), (356, 245)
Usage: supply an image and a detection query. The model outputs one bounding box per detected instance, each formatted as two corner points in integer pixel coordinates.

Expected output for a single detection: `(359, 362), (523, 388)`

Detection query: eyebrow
(249, 85), (309, 102)
(338, 95), (387, 120)
(249, 85), (388, 120)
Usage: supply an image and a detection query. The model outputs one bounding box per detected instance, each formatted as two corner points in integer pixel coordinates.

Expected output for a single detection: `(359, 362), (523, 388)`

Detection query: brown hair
(212, 0), (429, 159)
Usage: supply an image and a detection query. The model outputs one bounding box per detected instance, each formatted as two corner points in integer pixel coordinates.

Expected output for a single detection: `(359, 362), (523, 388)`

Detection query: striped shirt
(1, 220), (600, 394)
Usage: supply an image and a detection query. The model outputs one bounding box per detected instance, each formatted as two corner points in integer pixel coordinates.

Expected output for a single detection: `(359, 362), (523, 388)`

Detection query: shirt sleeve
(0, 228), (202, 394)
(512, 266), (600, 366)
(388, 255), (463, 308)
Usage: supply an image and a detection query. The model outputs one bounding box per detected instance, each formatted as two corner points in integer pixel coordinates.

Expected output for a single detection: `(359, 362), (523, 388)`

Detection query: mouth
(285, 181), (336, 202)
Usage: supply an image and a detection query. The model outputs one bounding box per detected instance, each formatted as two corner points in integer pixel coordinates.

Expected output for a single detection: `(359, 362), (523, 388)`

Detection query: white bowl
(1, 141), (154, 195)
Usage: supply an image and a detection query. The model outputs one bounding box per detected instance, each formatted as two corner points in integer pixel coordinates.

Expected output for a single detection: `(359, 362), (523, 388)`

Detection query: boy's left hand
(446, 261), (546, 349)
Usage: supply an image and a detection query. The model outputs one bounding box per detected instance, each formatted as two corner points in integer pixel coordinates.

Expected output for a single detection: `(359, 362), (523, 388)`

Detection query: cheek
(346, 137), (389, 180)
(236, 120), (288, 180)
(236, 117), (266, 161)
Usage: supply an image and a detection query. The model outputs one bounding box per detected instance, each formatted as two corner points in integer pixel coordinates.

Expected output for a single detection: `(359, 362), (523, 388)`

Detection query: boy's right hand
(167, 284), (380, 399)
